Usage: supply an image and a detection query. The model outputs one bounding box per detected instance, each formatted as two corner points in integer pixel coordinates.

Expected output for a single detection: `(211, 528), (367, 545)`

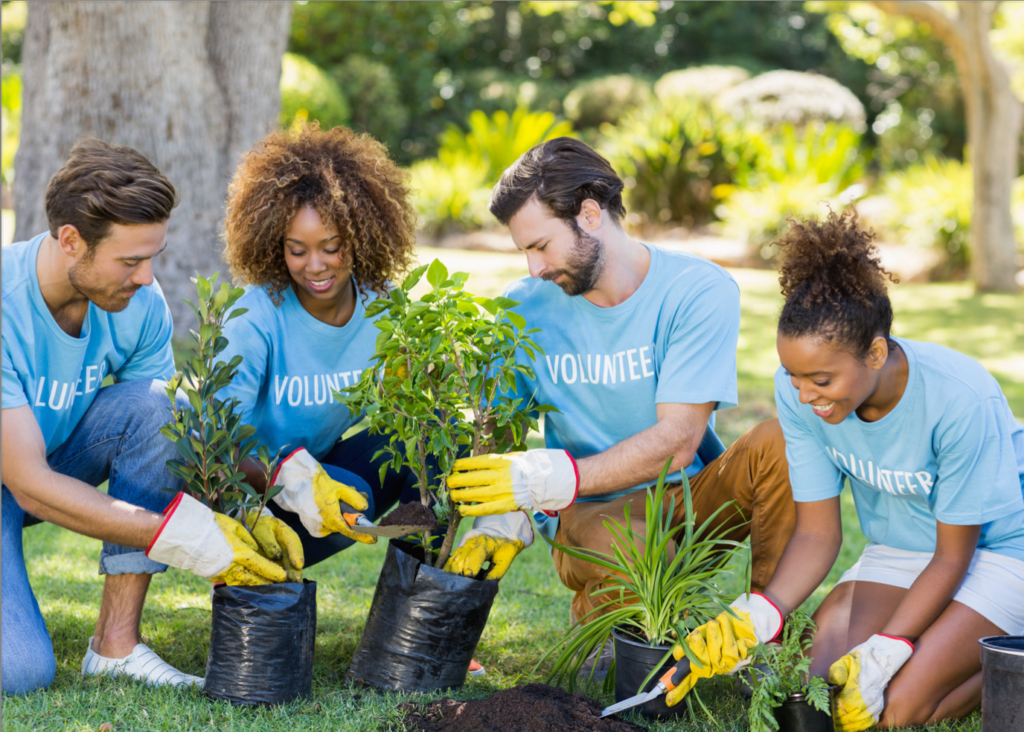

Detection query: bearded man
(444, 138), (798, 676)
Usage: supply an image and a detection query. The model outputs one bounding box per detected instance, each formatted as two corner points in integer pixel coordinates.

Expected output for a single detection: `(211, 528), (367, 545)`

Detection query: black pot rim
(611, 625), (673, 651)
(389, 538), (500, 587)
(979, 635), (1024, 656)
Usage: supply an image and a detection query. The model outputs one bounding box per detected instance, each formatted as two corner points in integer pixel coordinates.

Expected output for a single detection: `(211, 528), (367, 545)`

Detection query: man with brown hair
(446, 138), (797, 676)
(1, 139), (297, 694)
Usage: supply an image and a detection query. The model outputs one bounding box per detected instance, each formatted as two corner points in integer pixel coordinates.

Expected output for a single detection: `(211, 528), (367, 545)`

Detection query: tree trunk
(872, 1), (1022, 292)
(13, 1), (292, 331)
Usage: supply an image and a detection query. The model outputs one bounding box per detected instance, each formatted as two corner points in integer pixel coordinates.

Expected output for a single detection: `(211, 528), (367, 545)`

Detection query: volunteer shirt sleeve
(930, 396), (1024, 524)
(1, 340), (28, 409)
(218, 309), (269, 429)
(115, 282), (175, 382)
(775, 368), (844, 502)
(655, 273), (739, 409)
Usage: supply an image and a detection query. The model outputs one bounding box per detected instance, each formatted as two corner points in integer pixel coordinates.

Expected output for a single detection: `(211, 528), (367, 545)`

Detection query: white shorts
(837, 543), (1024, 635)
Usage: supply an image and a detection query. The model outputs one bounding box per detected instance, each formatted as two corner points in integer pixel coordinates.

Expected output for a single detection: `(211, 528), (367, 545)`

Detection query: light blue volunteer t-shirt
(776, 337), (1024, 563)
(1, 233), (176, 455)
(218, 282), (382, 462)
(505, 243), (740, 503)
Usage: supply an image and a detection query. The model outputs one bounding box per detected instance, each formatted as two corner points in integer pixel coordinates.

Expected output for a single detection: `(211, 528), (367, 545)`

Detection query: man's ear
(57, 225), (90, 259)
(576, 198), (603, 232)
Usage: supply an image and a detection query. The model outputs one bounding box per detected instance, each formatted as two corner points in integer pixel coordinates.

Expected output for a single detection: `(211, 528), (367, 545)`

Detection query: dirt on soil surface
(380, 501), (439, 529)
(399, 683), (644, 732)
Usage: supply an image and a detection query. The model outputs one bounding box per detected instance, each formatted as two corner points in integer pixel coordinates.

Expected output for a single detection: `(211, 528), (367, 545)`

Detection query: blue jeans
(273, 429), (431, 567)
(1, 379), (183, 695)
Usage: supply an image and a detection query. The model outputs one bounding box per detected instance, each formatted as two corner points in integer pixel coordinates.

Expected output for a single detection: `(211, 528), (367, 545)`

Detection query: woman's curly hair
(776, 208), (899, 359)
(223, 123), (416, 303)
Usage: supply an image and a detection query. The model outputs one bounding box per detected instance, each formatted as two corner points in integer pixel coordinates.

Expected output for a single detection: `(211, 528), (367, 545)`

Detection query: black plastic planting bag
(205, 580), (317, 706)
(347, 540), (499, 692)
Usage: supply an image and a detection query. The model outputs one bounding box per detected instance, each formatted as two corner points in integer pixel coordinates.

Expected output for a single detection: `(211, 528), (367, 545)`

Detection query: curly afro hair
(776, 209), (899, 359)
(223, 123), (416, 303)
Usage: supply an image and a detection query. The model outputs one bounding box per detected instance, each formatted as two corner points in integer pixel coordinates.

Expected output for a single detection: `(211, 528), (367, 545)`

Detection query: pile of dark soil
(399, 683), (643, 732)
(380, 501), (439, 529)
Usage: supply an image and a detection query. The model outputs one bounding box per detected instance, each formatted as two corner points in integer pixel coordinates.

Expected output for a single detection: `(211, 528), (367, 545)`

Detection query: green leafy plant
(279, 52), (349, 132)
(599, 96), (767, 227)
(538, 459), (747, 697)
(746, 609), (832, 732)
(160, 274), (284, 537)
(337, 259), (552, 569)
(563, 74), (653, 129)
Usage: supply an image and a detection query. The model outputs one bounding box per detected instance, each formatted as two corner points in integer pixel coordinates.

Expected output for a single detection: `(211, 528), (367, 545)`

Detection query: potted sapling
(336, 259), (550, 692)
(744, 610), (834, 732)
(160, 274), (315, 706)
(539, 459), (746, 719)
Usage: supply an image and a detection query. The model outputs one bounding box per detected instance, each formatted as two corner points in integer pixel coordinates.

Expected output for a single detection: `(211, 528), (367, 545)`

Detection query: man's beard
(68, 257), (137, 313)
(542, 223), (605, 297)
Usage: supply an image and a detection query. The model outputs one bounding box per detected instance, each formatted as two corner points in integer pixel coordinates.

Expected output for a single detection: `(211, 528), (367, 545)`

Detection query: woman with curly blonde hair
(217, 124), (422, 565)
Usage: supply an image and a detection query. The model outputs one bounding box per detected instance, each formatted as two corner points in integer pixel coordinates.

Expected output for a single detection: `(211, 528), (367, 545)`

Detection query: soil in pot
(979, 635), (1024, 732)
(400, 683), (644, 732)
(379, 501), (438, 529)
(612, 627), (688, 719)
(772, 692), (833, 732)
(205, 580), (317, 706)
(347, 540), (498, 692)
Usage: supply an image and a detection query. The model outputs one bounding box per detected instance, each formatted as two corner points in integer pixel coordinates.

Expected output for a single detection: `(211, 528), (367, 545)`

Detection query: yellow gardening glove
(448, 450), (578, 516)
(146, 493), (288, 586)
(271, 448), (375, 543)
(443, 512), (534, 580)
(829, 635), (914, 732)
(444, 535), (524, 580)
(210, 514), (289, 585)
(244, 511), (305, 582)
(665, 593), (783, 707)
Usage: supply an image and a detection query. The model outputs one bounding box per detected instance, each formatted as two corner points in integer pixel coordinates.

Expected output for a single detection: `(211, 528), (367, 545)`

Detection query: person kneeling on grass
(661, 210), (1024, 730)
(1, 139), (303, 695)
(446, 138), (798, 680)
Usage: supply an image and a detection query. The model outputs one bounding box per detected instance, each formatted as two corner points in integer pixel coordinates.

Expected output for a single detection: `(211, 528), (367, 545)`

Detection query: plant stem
(435, 510), (461, 569)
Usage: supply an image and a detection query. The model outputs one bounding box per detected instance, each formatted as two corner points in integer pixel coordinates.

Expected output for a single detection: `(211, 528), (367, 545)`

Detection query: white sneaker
(82, 640), (203, 688)
(467, 658), (486, 677)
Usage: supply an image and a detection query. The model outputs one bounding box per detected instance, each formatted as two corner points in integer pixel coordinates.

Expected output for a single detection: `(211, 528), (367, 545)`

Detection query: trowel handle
(659, 658), (691, 692)
(342, 512), (373, 528)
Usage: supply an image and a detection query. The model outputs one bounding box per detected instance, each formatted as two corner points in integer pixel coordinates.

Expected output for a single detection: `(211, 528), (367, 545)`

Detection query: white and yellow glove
(443, 512), (534, 580)
(829, 634), (914, 732)
(243, 509), (305, 582)
(146, 493), (296, 586)
(448, 450), (578, 517)
(665, 592), (783, 706)
(270, 448), (375, 544)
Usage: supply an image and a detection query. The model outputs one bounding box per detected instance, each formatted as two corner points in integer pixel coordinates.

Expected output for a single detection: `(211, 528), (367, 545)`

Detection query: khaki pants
(553, 418), (796, 622)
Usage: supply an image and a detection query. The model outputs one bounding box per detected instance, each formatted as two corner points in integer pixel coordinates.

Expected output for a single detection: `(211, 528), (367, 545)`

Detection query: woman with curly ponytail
(752, 210), (1024, 730)
(214, 124), (426, 568)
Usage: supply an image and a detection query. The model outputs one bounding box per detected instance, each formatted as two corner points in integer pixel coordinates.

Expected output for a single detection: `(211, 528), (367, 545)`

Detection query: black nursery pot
(205, 580), (317, 706)
(979, 635), (1024, 731)
(611, 627), (688, 719)
(347, 539), (500, 692)
(772, 691), (835, 732)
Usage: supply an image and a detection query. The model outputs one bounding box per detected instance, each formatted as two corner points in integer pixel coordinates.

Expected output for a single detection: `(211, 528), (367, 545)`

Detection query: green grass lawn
(6, 247), (1021, 731)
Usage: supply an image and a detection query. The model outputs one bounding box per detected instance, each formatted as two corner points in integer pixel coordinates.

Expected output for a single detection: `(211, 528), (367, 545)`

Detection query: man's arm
(575, 401), (715, 498)
(1, 405), (162, 548)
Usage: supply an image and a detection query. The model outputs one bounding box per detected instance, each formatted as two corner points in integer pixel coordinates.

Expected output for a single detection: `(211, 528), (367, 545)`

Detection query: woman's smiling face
(777, 333), (886, 425)
(283, 205), (350, 302)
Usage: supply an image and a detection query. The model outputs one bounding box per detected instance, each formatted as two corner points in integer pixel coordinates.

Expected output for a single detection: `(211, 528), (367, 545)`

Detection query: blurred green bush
(715, 120), (866, 255)
(599, 97), (766, 227)
(2, 64), (19, 186)
(411, 107), (573, 234)
(279, 53), (349, 131)
(563, 74), (653, 129)
(716, 69), (866, 132)
(332, 55), (408, 154)
(879, 156), (973, 274)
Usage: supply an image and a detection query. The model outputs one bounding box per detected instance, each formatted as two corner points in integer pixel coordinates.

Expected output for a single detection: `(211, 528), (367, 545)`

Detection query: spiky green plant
(746, 610), (832, 732)
(537, 458), (748, 699)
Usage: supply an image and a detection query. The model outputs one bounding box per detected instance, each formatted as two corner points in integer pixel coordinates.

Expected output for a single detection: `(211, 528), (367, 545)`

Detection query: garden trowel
(599, 657), (691, 718)
(341, 512), (435, 539)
